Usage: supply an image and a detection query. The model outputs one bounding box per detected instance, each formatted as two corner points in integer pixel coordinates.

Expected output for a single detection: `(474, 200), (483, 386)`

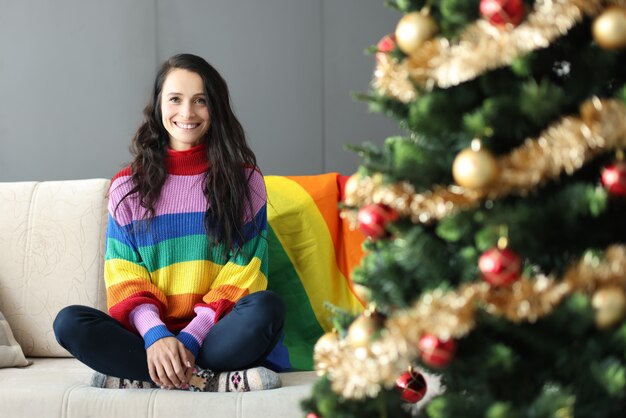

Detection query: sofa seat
(0, 358), (317, 418)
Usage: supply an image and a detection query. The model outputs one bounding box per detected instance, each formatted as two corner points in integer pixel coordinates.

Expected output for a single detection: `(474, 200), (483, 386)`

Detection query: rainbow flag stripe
(264, 173), (365, 370)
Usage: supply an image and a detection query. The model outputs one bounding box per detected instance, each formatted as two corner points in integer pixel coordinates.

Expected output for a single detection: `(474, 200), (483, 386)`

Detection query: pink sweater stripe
(129, 304), (166, 337)
(179, 306), (217, 346)
(109, 169), (266, 227)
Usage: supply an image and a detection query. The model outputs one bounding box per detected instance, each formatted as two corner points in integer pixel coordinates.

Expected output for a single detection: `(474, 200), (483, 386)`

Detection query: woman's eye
(169, 97), (180, 103)
(195, 98), (207, 105)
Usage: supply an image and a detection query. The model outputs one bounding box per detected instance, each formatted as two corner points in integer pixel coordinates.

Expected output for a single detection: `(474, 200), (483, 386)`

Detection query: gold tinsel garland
(314, 245), (626, 400)
(342, 98), (626, 226)
(374, 0), (625, 100)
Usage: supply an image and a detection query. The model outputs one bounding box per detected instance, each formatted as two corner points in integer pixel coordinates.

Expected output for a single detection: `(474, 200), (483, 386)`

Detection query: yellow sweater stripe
(105, 258), (267, 297)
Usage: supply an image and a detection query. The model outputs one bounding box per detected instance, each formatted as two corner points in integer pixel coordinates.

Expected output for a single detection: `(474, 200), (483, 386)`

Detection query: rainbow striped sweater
(105, 143), (268, 356)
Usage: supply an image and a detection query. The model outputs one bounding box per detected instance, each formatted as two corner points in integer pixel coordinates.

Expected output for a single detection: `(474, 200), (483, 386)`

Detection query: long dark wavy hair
(120, 53), (259, 256)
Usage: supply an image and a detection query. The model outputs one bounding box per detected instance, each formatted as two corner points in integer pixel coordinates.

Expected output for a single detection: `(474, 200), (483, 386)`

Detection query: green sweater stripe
(106, 232), (268, 275)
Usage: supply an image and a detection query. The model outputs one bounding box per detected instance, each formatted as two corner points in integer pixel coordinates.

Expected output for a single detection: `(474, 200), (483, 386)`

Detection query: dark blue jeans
(53, 290), (285, 382)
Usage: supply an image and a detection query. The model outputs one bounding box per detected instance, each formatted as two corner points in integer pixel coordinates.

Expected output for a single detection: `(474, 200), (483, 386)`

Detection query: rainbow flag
(263, 173), (365, 371)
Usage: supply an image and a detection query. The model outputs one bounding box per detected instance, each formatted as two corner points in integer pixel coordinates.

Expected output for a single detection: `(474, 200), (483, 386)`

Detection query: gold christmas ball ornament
(352, 283), (372, 303)
(314, 330), (340, 353)
(592, 6), (626, 50)
(592, 286), (626, 329)
(395, 11), (438, 56)
(343, 173), (361, 201)
(340, 173), (361, 205)
(452, 139), (499, 189)
(346, 310), (386, 349)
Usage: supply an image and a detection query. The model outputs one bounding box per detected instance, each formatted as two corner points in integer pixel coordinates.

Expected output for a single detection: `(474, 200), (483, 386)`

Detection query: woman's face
(160, 68), (211, 151)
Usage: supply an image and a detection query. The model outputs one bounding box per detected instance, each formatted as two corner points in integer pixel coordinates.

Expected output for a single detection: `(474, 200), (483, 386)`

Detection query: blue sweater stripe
(107, 206), (266, 248)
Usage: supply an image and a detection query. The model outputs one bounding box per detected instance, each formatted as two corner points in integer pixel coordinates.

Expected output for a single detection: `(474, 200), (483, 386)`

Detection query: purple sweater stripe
(179, 306), (216, 347)
(129, 303), (167, 338)
(244, 171), (267, 222)
(109, 174), (206, 226)
(109, 169), (266, 227)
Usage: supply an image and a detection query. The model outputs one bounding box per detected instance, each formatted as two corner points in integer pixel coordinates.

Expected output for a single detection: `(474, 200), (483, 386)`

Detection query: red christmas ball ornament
(478, 246), (522, 287)
(601, 161), (626, 197)
(376, 34), (397, 62)
(357, 204), (399, 239)
(480, 0), (525, 27)
(395, 369), (428, 403)
(418, 334), (456, 368)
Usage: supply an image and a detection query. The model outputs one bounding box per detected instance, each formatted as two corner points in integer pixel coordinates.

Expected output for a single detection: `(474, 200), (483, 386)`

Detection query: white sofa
(0, 179), (317, 418)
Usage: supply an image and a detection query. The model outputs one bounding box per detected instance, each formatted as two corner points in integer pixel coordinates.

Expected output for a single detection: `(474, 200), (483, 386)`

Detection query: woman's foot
(91, 372), (156, 389)
(91, 366), (281, 392)
(188, 365), (281, 392)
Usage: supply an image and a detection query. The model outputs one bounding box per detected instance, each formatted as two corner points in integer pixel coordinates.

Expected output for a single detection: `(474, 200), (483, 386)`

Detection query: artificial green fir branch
(342, 98), (626, 230)
(352, 92), (408, 122)
(435, 181), (613, 276)
(352, 223), (462, 310)
(388, 0), (485, 39)
(323, 302), (357, 339)
(345, 136), (454, 187)
(301, 375), (410, 418)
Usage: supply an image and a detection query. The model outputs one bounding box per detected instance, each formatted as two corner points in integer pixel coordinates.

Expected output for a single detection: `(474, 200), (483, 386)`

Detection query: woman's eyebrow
(165, 92), (205, 96)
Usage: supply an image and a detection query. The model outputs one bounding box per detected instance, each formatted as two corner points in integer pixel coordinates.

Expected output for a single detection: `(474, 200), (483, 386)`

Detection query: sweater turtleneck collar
(164, 142), (210, 175)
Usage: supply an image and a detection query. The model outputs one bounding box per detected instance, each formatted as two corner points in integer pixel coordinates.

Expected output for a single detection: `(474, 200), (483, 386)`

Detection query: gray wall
(0, 0), (399, 181)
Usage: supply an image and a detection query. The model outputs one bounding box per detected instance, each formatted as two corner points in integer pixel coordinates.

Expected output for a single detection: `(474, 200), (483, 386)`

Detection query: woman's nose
(180, 103), (194, 119)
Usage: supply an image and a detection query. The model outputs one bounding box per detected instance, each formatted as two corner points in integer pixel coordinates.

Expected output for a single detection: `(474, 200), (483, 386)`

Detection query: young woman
(54, 54), (284, 392)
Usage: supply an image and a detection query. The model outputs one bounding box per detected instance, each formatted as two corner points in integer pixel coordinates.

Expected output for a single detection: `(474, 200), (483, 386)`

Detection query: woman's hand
(146, 337), (194, 389)
(183, 348), (196, 386)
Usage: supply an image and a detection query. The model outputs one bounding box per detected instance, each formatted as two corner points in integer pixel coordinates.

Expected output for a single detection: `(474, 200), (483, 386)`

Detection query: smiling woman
(52, 53), (284, 393)
(161, 69), (211, 151)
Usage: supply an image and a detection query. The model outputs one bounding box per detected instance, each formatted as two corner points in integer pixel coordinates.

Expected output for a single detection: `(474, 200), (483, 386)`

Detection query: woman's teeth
(175, 122), (199, 129)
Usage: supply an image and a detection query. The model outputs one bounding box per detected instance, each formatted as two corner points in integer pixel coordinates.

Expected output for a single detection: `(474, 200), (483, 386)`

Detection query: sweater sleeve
(201, 169), (269, 321)
(129, 303), (175, 349)
(104, 172), (170, 331)
(176, 306), (216, 357)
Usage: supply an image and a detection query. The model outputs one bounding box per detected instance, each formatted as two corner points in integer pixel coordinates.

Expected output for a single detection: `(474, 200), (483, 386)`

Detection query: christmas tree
(303, 0), (626, 417)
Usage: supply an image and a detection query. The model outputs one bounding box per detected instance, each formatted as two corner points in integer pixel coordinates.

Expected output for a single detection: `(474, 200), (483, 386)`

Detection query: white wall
(0, 0), (399, 181)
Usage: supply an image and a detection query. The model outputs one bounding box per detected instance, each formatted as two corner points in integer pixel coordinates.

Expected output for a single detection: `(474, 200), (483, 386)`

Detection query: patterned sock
(188, 365), (281, 392)
(91, 372), (156, 389)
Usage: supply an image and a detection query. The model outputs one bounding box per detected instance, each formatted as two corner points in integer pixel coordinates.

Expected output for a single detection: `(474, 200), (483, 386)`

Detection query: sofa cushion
(0, 358), (317, 418)
(0, 180), (110, 357)
(0, 311), (30, 368)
